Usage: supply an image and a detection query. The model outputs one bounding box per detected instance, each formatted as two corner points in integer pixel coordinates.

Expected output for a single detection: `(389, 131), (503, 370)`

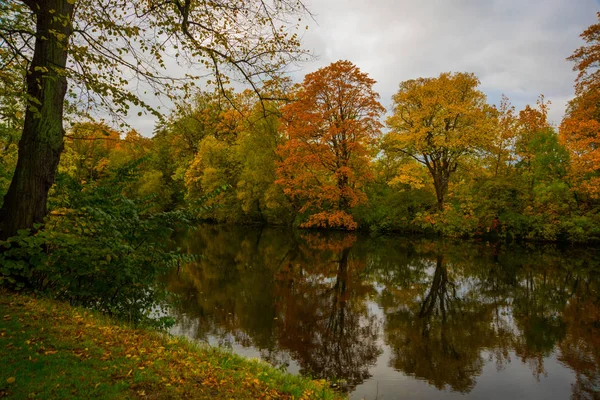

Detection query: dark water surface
(167, 225), (600, 399)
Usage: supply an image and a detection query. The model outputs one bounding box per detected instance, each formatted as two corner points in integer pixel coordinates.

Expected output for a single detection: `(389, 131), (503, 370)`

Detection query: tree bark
(432, 171), (448, 211)
(0, 0), (74, 240)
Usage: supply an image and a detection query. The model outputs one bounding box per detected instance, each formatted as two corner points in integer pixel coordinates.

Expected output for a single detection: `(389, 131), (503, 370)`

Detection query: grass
(0, 290), (344, 399)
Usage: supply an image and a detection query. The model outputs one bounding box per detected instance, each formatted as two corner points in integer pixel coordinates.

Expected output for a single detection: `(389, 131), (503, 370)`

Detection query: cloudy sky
(132, 0), (598, 134)
(298, 0), (598, 123)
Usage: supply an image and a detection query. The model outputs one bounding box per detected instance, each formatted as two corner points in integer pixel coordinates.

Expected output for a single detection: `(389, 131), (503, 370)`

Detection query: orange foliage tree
(276, 60), (384, 230)
(560, 13), (600, 198)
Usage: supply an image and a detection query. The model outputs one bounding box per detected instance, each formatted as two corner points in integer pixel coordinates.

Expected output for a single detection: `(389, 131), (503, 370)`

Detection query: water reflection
(167, 226), (600, 399)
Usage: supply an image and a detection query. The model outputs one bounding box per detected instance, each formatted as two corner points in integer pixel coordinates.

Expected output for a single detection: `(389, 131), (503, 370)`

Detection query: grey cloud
(298, 0), (597, 123)
(128, 0), (598, 134)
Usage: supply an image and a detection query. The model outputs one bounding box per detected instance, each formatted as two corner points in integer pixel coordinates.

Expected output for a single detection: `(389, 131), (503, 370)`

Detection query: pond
(166, 225), (600, 399)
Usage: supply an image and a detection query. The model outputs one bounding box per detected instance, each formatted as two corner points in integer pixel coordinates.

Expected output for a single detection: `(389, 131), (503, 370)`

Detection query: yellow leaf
(6, 377), (15, 384)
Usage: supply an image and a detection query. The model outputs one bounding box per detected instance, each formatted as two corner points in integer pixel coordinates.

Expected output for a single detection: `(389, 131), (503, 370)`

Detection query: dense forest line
(3, 52), (598, 242)
(0, 2), (599, 322)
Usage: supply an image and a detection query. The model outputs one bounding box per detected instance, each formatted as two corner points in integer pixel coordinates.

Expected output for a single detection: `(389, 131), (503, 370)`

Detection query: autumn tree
(181, 88), (293, 223)
(487, 95), (518, 177)
(182, 89), (249, 220)
(157, 92), (229, 160)
(386, 72), (491, 211)
(514, 97), (554, 186)
(60, 122), (121, 184)
(0, 0), (310, 239)
(235, 100), (294, 223)
(560, 12), (600, 199)
(276, 60), (384, 230)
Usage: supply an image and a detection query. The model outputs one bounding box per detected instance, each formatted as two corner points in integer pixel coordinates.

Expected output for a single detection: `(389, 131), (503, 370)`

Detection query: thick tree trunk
(432, 172), (448, 211)
(0, 0), (74, 240)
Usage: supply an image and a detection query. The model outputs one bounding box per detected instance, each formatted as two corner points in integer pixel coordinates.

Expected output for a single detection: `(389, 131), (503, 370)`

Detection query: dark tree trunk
(432, 171), (448, 211)
(337, 173), (350, 211)
(0, 0), (74, 240)
(419, 255), (447, 318)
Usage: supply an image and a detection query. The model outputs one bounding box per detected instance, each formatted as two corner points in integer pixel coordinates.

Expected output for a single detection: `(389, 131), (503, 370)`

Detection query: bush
(0, 161), (195, 326)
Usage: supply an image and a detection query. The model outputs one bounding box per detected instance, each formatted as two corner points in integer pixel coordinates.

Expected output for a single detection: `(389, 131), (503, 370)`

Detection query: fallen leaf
(6, 377), (15, 384)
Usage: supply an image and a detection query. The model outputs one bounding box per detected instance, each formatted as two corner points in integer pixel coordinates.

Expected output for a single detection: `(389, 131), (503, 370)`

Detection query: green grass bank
(0, 291), (344, 399)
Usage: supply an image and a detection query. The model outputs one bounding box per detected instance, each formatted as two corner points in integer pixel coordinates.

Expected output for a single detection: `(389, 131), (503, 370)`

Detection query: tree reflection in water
(275, 233), (380, 386)
(166, 226), (600, 398)
(381, 250), (506, 392)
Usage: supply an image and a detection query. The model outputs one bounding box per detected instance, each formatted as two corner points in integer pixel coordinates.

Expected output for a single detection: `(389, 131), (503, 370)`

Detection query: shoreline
(0, 291), (343, 399)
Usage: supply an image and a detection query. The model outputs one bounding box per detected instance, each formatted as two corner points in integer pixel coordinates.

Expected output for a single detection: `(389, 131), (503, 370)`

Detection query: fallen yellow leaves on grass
(0, 291), (344, 400)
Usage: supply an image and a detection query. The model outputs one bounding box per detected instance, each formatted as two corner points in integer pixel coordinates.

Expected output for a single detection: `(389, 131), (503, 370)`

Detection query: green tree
(235, 101), (294, 224)
(0, 0), (309, 239)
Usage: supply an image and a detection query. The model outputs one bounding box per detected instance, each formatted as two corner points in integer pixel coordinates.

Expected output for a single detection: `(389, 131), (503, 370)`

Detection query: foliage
(0, 0), (312, 239)
(1, 7), (600, 264)
(185, 135), (244, 221)
(386, 72), (493, 210)
(0, 122), (19, 200)
(1, 0), (310, 123)
(62, 122), (121, 183)
(276, 60), (385, 230)
(560, 12), (600, 200)
(0, 20), (24, 201)
(234, 101), (295, 224)
(352, 155), (436, 233)
(149, 60), (600, 242)
(0, 161), (194, 325)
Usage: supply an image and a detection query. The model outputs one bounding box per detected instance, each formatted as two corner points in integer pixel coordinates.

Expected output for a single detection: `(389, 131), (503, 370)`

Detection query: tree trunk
(0, 0), (74, 240)
(432, 172), (448, 211)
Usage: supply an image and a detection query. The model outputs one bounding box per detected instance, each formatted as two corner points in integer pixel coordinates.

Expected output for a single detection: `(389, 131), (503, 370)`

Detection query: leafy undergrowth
(0, 291), (343, 399)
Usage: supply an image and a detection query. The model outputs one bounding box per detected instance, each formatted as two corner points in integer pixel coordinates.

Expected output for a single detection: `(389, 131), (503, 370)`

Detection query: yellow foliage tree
(386, 72), (492, 210)
(63, 122), (121, 183)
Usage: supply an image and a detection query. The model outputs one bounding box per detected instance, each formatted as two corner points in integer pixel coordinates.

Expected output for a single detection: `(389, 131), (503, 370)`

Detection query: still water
(167, 225), (600, 399)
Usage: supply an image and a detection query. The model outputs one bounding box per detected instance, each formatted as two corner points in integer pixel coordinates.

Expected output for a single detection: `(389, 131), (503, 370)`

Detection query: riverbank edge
(187, 221), (600, 246)
(0, 290), (344, 399)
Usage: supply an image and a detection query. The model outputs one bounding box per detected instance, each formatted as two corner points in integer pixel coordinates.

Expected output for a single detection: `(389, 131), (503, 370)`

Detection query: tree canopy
(276, 60), (384, 230)
(386, 72), (491, 210)
(0, 0), (310, 238)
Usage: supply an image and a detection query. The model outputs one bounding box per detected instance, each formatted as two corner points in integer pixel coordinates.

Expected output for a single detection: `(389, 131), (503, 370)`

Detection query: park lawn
(0, 290), (343, 399)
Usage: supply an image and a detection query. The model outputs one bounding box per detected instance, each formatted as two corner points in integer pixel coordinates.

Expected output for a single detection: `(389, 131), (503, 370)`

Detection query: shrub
(0, 161), (195, 326)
